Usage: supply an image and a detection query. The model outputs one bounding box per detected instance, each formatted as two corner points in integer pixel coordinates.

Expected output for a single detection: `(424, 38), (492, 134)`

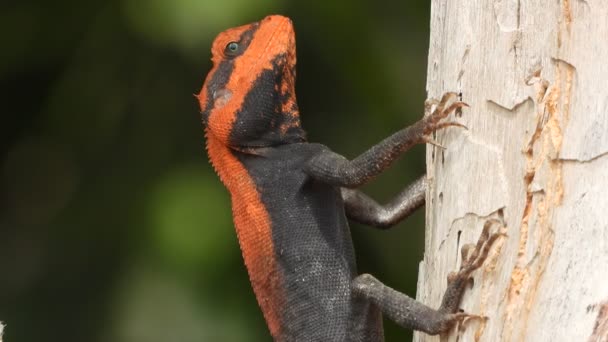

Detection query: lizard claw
(424, 137), (447, 149)
(422, 92), (468, 136)
(453, 312), (488, 333)
(436, 92), (459, 112)
(451, 312), (488, 324)
(427, 121), (468, 134)
(435, 311), (488, 334)
(424, 98), (440, 114)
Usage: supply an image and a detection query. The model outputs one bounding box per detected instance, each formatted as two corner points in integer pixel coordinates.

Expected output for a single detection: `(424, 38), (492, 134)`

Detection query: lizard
(196, 14), (502, 341)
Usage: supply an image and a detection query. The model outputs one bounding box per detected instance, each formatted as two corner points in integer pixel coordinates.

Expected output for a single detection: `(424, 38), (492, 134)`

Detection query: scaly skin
(197, 15), (502, 341)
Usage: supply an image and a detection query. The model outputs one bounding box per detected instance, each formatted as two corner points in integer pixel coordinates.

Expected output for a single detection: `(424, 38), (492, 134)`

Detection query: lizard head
(198, 15), (305, 148)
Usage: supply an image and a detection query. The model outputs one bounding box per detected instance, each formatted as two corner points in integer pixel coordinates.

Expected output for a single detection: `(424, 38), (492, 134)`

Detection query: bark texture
(415, 1), (608, 341)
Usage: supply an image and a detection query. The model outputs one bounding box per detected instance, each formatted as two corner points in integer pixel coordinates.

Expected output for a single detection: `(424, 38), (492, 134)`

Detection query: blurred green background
(0, 1), (431, 341)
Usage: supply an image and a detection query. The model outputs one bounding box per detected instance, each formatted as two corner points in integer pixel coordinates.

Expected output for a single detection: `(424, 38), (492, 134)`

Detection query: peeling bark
(589, 301), (608, 342)
(415, 1), (608, 341)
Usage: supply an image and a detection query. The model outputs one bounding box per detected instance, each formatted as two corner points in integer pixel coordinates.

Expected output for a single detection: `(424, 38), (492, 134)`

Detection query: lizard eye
(225, 41), (240, 57)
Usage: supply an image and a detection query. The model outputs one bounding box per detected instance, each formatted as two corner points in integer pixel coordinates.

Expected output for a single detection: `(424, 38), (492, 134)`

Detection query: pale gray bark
(415, 1), (608, 341)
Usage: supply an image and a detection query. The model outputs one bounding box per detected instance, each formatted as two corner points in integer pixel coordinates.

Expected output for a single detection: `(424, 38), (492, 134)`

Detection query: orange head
(197, 15), (305, 148)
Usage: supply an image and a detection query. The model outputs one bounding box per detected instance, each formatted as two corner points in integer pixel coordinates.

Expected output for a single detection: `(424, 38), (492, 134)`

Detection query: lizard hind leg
(351, 220), (505, 335)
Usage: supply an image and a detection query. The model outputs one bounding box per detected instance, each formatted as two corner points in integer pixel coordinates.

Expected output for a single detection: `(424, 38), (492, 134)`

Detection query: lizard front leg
(351, 220), (505, 335)
(341, 176), (426, 229)
(304, 92), (466, 188)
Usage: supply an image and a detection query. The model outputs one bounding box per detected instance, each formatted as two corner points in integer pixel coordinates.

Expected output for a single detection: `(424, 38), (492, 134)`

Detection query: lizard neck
(206, 132), (283, 338)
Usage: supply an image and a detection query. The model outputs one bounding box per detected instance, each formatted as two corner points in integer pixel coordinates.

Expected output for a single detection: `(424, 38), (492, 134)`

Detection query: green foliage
(122, 0), (279, 55)
(148, 164), (232, 272)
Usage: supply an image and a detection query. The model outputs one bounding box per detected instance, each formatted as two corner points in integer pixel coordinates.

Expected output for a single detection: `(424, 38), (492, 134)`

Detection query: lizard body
(197, 15), (501, 341)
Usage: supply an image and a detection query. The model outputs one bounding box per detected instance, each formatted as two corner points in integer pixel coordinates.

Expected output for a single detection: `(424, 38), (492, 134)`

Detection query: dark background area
(0, 1), (431, 341)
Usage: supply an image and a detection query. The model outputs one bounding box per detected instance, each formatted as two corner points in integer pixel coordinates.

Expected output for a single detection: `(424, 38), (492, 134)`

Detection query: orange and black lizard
(197, 15), (501, 341)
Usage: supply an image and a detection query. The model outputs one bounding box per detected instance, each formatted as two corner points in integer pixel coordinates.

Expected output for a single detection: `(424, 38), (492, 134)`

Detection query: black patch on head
(228, 54), (305, 147)
(201, 23), (260, 125)
(201, 61), (233, 125)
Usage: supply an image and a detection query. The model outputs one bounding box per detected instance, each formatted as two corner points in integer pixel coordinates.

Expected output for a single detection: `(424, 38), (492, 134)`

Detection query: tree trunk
(415, 1), (608, 341)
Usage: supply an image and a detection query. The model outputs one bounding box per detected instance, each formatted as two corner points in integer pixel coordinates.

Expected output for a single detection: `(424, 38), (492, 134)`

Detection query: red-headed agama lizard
(197, 15), (502, 341)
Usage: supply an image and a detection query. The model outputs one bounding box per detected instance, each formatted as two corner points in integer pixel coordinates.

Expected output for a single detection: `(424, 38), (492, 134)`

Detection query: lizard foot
(450, 219), (505, 282)
(422, 92), (468, 135)
(436, 219), (506, 330)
